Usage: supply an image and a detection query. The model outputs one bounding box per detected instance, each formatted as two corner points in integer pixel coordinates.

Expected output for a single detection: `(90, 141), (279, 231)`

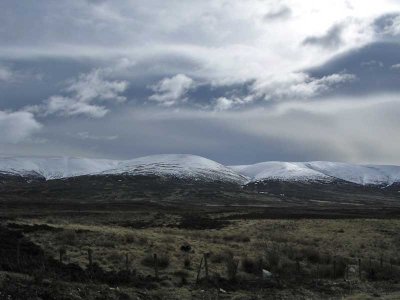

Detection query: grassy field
(1, 203), (400, 299)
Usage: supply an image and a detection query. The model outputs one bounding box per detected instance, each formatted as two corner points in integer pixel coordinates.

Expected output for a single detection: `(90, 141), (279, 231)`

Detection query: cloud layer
(149, 74), (194, 106)
(0, 0), (399, 163)
(28, 69), (128, 118)
(0, 110), (42, 143)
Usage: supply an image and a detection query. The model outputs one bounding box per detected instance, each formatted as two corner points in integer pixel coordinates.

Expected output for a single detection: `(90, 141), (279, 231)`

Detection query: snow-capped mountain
(0, 154), (247, 184)
(231, 162), (332, 183)
(1, 155), (400, 187)
(231, 161), (400, 186)
(99, 154), (247, 184)
(0, 156), (119, 180)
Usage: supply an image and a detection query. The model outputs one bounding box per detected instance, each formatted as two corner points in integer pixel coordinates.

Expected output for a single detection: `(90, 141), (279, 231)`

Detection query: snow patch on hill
(0, 157), (119, 180)
(231, 161), (400, 186)
(101, 154), (247, 183)
(1, 155), (400, 186)
(0, 155), (247, 184)
(230, 162), (332, 183)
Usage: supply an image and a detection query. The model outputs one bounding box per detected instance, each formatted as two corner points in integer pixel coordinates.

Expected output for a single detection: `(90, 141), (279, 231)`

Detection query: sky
(1, 0), (400, 165)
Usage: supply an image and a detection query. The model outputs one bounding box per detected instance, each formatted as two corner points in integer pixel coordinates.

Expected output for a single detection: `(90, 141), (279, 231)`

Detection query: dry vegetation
(1, 205), (400, 299)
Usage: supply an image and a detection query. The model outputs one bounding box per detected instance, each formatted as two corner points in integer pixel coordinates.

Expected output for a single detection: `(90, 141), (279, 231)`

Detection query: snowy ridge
(0, 155), (247, 184)
(0, 155), (400, 186)
(0, 157), (119, 180)
(231, 161), (400, 186)
(230, 162), (332, 183)
(100, 154), (247, 184)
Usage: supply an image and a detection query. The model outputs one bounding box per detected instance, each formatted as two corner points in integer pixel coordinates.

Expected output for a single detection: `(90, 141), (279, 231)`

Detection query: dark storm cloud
(373, 12), (400, 38)
(302, 24), (344, 49)
(263, 5), (291, 21)
(0, 58), (94, 110)
(3, 100), (400, 165)
(307, 42), (400, 95)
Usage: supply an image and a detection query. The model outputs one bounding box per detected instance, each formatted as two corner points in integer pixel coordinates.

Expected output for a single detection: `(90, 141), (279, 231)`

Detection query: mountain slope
(231, 161), (400, 186)
(100, 154), (247, 184)
(0, 155), (247, 184)
(1, 155), (399, 204)
(0, 157), (119, 180)
(1, 155), (400, 187)
(231, 162), (332, 183)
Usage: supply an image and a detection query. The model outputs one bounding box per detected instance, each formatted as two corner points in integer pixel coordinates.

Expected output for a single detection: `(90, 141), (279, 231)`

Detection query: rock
(262, 269), (273, 280)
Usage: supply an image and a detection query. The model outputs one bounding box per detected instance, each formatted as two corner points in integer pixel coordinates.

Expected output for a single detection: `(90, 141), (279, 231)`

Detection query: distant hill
(1, 154), (399, 204)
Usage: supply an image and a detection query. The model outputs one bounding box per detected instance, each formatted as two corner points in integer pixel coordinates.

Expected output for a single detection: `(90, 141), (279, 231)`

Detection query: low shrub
(265, 246), (280, 271)
(225, 255), (239, 281)
(222, 234), (250, 243)
(141, 253), (170, 269)
(241, 257), (261, 275)
(183, 256), (191, 269)
(301, 247), (321, 264)
(55, 229), (78, 246)
(210, 250), (234, 264)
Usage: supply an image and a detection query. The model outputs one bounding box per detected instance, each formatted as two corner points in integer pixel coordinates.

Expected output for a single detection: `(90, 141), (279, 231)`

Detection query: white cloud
(361, 60), (384, 67)
(0, 0), (392, 89)
(0, 64), (43, 83)
(213, 96), (251, 111)
(391, 63), (400, 69)
(31, 69), (128, 118)
(149, 74), (194, 106)
(0, 110), (42, 143)
(0, 66), (13, 81)
(66, 69), (128, 103)
(251, 72), (356, 101)
(44, 96), (109, 118)
(74, 131), (118, 141)
(214, 97), (235, 111)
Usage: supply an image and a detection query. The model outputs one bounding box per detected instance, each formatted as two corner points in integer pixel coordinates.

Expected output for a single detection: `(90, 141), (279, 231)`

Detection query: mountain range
(1, 154), (400, 186)
(1, 154), (399, 204)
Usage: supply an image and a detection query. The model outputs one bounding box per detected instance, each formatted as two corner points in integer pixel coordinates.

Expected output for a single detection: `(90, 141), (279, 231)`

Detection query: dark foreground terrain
(1, 200), (400, 299)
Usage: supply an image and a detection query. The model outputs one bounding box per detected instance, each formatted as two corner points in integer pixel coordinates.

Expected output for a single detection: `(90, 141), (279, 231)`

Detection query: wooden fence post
(124, 253), (129, 271)
(59, 248), (67, 263)
(258, 258), (263, 277)
(333, 258), (336, 279)
(196, 256), (204, 283)
(390, 259), (393, 275)
(88, 248), (93, 267)
(154, 253), (159, 279)
(204, 253), (209, 280)
(16, 239), (21, 269)
(296, 259), (300, 274)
